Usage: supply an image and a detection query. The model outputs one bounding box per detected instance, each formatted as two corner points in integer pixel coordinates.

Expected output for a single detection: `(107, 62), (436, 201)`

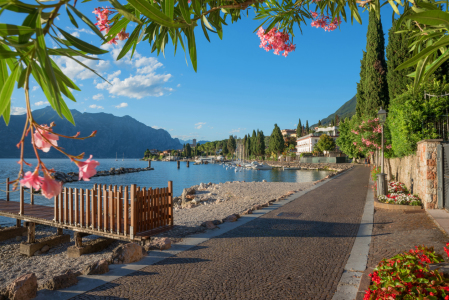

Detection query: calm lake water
(0, 159), (331, 226)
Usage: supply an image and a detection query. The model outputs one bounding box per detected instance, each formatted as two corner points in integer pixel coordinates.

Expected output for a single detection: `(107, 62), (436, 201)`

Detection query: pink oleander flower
(353, 142), (357, 145)
(257, 27), (296, 57)
(40, 173), (62, 199)
(20, 170), (42, 191)
(188, 0), (191, 3)
(75, 155), (100, 181)
(310, 11), (318, 18)
(386, 145), (392, 149)
(325, 17), (341, 32)
(33, 125), (59, 152)
(117, 29), (129, 41)
(108, 37), (118, 45)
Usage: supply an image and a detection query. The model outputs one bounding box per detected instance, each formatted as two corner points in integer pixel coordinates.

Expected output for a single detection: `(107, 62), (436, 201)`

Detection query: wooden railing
(53, 181), (173, 239)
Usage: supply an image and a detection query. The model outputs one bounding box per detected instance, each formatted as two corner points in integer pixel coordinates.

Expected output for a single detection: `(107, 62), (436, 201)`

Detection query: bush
(388, 78), (449, 157)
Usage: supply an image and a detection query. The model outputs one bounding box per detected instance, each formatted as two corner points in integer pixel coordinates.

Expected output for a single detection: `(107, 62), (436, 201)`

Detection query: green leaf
(0, 23), (35, 35)
(2, 99), (10, 125)
(178, 0), (191, 24)
(57, 27), (108, 54)
(201, 20), (210, 42)
(202, 15), (214, 31)
(0, 64), (18, 124)
(108, 0), (143, 24)
(406, 10), (449, 28)
(105, 17), (130, 43)
(396, 36), (449, 70)
(186, 27), (197, 72)
(19, 10), (38, 44)
(116, 24), (142, 60)
(0, 47), (18, 58)
(165, 0), (174, 20)
(127, 0), (183, 28)
(47, 48), (101, 60)
(67, 4), (106, 41)
(66, 6), (79, 28)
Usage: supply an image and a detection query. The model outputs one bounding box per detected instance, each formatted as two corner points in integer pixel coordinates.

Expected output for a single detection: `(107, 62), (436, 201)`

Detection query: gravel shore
(0, 178), (326, 290)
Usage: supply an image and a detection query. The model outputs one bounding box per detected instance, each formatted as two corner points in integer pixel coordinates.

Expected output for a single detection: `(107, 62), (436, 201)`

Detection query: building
(189, 139), (197, 148)
(296, 126), (339, 155)
(149, 149), (159, 155)
(281, 129), (297, 138)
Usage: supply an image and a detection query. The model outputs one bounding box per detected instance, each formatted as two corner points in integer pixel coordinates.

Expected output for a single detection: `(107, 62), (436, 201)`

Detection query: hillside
(311, 95), (356, 127)
(0, 107), (182, 158)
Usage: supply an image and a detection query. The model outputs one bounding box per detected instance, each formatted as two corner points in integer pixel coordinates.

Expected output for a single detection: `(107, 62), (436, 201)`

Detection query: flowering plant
(377, 180), (421, 206)
(351, 117), (393, 157)
(388, 181), (408, 193)
(364, 245), (449, 300)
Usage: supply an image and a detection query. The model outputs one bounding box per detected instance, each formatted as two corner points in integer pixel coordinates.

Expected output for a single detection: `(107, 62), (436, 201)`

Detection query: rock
(40, 245), (50, 253)
(201, 221), (217, 229)
(158, 238), (171, 250)
(212, 220), (222, 225)
(33, 251), (41, 256)
(83, 259), (109, 275)
(40, 270), (78, 291)
(111, 243), (145, 264)
(6, 273), (37, 300)
(21, 232), (27, 237)
(199, 182), (206, 189)
(253, 205), (262, 210)
(144, 237), (172, 251)
(262, 179), (267, 182)
(15, 236), (22, 242)
(223, 215), (238, 223)
(243, 209), (252, 215)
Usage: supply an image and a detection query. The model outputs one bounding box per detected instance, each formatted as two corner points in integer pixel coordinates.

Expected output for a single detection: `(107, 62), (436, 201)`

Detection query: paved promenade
(74, 166), (370, 300)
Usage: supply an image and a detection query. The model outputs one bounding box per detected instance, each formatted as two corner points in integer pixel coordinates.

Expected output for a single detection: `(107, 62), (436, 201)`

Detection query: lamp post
(377, 107), (387, 196)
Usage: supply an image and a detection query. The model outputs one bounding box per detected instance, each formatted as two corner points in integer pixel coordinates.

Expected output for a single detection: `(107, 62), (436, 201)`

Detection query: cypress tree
(386, 19), (414, 101)
(334, 115), (339, 126)
(331, 119), (335, 126)
(246, 133), (252, 156)
(296, 118), (302, 137)
(243, 135), (247, 156)
(363, 9), (389, 116)
(259, 130), (266, 156)
(356, 51), (367, 118)
(251, 130), (257, 155)
(186, 143), (192, 157)
(305, 120), (309, 135)
(268, 124), (285, 157)
(318, 120), (322, 126)
(227, 136), (236, 154)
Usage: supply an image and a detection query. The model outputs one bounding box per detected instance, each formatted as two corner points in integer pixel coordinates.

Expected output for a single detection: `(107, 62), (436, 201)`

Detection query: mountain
(311, 95), (356, 127)
(0, 107), (183, 158)
(179, 139), (210, 145)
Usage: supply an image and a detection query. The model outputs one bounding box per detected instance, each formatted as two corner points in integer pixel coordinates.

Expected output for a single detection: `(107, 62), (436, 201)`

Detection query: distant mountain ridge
(0, 107), (182, 158)
(179, 139), (210, 145)
(311, 95), (356, 127)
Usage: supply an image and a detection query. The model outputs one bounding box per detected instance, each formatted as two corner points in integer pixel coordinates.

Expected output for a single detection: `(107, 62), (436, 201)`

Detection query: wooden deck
(0, 181), (174, 242)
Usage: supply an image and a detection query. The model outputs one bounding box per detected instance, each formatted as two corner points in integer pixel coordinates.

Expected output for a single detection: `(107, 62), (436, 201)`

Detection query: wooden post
(103, 185), (108, 232)
(64, 188), (68, 224)
(30, 187), (34, 205)
(117, 186), (122, 235)
(92, 186), (96, 231)
(57, 228), (63, 235)
(130, 184), (136, 239)
(109, 190), (113, 233)
(177, 161), (180, 168)
(68, 188), (73, 225)
(168, 181), (173, 226)
(19, 186), (24, 215)
(27, 222), (35, 244)
(74, 232), (83, 248)
(97, 186), (101, 231)
(124, 186), (129, 236)
(148, 160), (151, 168)
(6, 177), (9, 201)
(74, 189), (78, 226)
(80, 189), (84, 228)
(187, 161), (189, 167)
(54, 195), (58, 222)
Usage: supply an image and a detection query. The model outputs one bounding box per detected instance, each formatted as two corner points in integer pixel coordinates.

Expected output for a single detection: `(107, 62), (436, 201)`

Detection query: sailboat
(116, 152), (118, 161)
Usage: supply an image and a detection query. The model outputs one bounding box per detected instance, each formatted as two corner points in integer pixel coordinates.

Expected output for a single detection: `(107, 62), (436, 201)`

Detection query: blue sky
(6, 1), (397, 142)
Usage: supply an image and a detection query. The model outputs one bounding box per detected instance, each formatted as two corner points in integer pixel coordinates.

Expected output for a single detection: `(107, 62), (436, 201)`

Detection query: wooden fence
(53, 182), (173, 239)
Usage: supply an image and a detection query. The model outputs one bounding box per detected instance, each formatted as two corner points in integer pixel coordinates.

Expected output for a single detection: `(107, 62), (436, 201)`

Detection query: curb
(34, 168), (352, 300)
(332, 176), (374, 300)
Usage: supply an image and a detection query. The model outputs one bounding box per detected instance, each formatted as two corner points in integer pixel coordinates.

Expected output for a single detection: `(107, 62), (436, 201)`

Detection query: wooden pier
(0, 181), (174, 242)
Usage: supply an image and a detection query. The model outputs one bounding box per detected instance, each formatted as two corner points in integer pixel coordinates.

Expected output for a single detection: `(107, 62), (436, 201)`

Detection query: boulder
(144, 237), (172, 251)
(223, 215), (238, 223)
(83, 259), (109, 275)
(15, 236), (22, 242)
(201, 221), (217, 229)
(40, 245), (49, 253)
(111, 243), (145, 264)
(212, 220), (222, 225)
(40, 270), (78, 291)
(6, 273), (37, 300)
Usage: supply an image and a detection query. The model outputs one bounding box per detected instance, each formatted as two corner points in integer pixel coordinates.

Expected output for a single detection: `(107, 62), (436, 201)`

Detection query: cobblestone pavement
(356, 207), (449, 300)
(73, 166), (370, 300)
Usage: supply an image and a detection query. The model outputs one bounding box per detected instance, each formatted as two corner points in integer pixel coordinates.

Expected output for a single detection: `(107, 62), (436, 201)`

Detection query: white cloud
(195, 122), (206, 129)
(230, 128), (243, 133)
(67, 27), (95, 35)
(107, 70), (121, 80)
(34, 101), (49, 106)
(115, 103), (128, 109)
(92, 94), (104, 100)
(89, 104), (104, 109)
(11, 107), (26, 115)
(32, 86), (39, 92)
(151, 126), (165, 130)
(71, 31), (80, 38)
(177, 84), (181, 87)
(53, 55), (110, 81)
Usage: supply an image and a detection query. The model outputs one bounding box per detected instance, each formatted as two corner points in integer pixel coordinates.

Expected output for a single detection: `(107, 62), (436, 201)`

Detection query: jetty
(54, 166), (154, 183)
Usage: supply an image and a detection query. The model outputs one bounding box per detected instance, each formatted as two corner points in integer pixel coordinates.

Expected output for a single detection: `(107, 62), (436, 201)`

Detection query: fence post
(30, 187), (34, 205)
(130, 184), (136, 239)
(6, 177), (9, 201)
(168, 181), (173, 226)
(19, 186), (24, 215)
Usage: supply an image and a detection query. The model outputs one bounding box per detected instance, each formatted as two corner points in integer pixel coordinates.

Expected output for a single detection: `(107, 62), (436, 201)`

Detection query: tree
(305, 121), (309, 135)
(243, 135), (247, 157)
(363, 9), (389, 117)
(227, 136), (236, 155)
(258, 131), (266, 157)
(318, 120), (322, 126)
(186, 143), (192, 157)
(246, 133), (252, 157)
(144, 149), (150, 159)
(334, 115), (339, 126)
(222, 141), (229, 156)
(315, 134), (336, 153)
(336, 118), (360, 159)
(386, 19), (414, 101)
(331, 119), (335, 126)
(296, 119), (302, 137)
(268, 124), (285, 157)
(251, 130), (257, 155)
(355, 51), (367, 118)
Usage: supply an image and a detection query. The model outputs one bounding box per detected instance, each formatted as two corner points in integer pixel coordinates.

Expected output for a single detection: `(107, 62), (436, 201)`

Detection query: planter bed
(374, 197), (423, 210)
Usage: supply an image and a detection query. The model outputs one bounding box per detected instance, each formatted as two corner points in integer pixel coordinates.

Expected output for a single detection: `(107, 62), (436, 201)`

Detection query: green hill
(311, 95), (356, 127)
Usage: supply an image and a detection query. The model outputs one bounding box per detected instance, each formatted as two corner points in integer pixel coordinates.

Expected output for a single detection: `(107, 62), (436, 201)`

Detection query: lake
(0, 159), (331, 226)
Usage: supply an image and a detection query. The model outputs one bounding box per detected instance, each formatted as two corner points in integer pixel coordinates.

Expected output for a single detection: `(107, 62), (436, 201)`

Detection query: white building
(296, 126), (339, 155)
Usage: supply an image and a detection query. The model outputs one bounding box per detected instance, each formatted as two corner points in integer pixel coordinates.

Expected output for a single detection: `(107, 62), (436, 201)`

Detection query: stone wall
(382, 139), (442, 209)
